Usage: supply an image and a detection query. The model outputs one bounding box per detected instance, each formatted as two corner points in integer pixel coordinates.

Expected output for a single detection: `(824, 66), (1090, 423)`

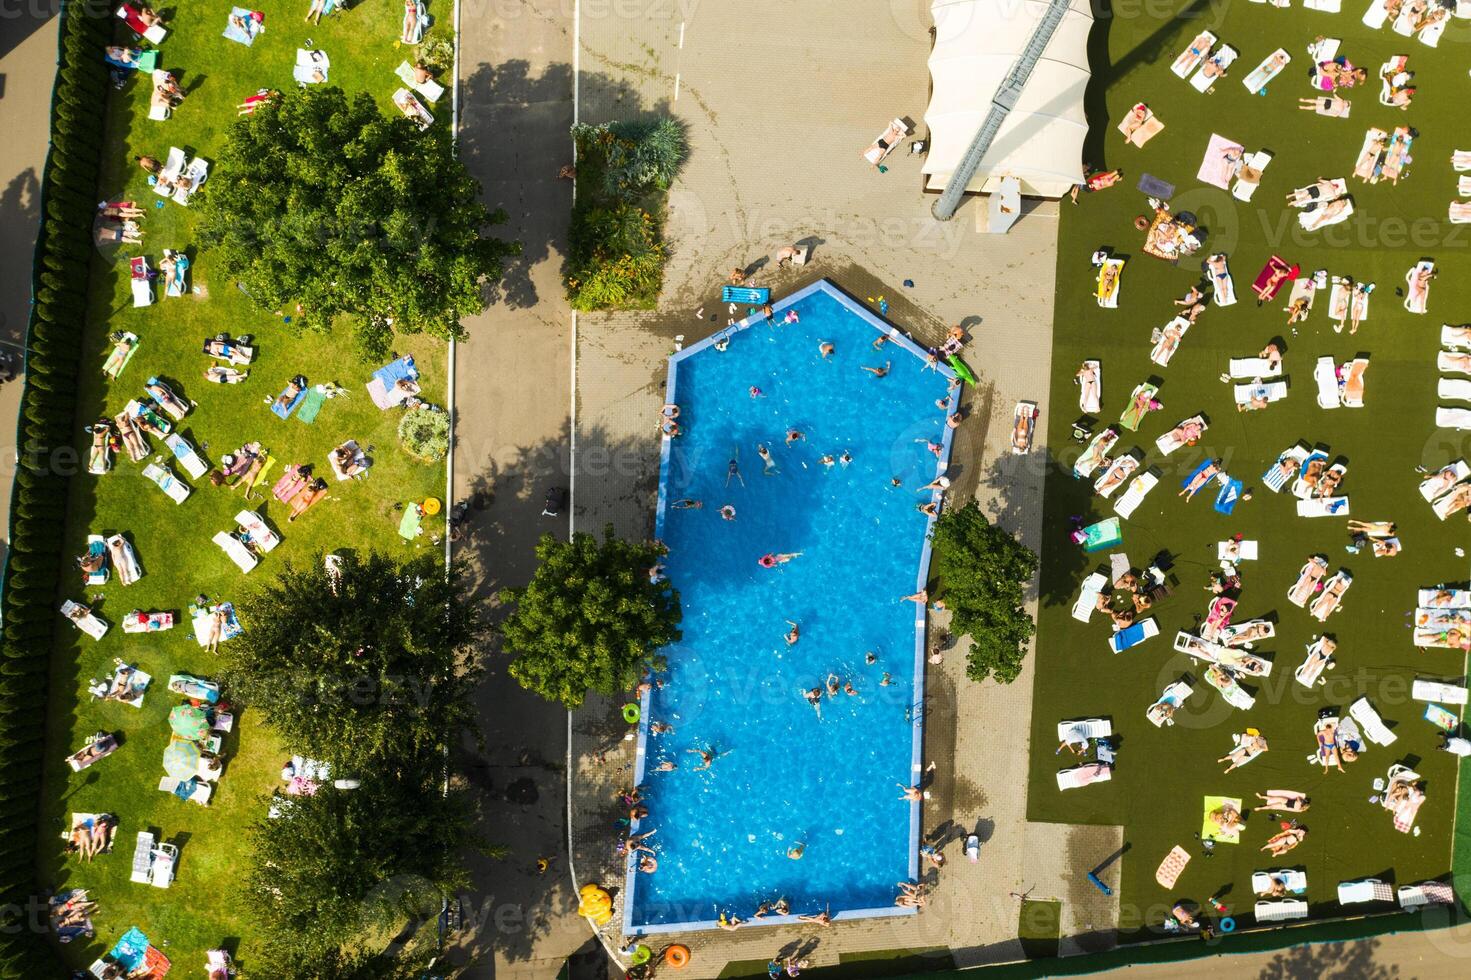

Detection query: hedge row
(0, 2), (109, 973)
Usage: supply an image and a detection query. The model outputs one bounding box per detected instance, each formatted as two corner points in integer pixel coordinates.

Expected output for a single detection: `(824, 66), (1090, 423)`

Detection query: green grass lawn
(41, 1), (449, 969)
(1026, 3), (1469, 942)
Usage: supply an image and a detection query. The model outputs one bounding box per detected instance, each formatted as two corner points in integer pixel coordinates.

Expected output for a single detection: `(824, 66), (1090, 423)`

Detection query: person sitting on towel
(332, 443), (365, 478)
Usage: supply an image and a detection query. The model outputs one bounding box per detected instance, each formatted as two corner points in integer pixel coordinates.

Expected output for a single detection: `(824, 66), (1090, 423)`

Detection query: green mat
(398, 505), (422, 541)
(295, 388), (327, 424)
(1202, 796), (1242, 844)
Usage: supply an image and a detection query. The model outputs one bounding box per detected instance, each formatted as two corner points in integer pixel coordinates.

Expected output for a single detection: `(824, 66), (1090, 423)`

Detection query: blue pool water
(626, 281), (956, 932)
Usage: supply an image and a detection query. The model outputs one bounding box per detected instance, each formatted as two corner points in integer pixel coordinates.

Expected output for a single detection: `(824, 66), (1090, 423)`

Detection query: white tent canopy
(922, 0), (1093, 199)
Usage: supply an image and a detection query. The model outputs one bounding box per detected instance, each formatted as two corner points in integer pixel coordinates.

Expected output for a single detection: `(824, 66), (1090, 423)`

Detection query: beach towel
(272, 380), (307, 420)
(1155, 846), (1191, 888)
(1229, 357), (1281, 379)
(1214, 478), (1244, 515)
(273, 466), (308, 503)
(1285, 276), (1316, 319)
(1078, 359), (1101, 414)
(1118, 104), (1163, 146)
(191, 602), (242, 647)
(1242, 48), (1291, 94)
(223, 8), (264, 45)
(399, 505), (424, 541)
(369, 354), (420, 408)
(103, 333), (139, 378)
(294, 48), (330, 85)
(296, 387), (327, 424)
(1413, 678), (1469, 704)
(1074, 427), (1119, 478)
(1197, 134), (1245, 189)
(1120, 383), (1158, 431)
(1381, 127), (1414, 183)
(1080, 517), (1123, 552)
(1115, 472), (1159, 519)
(1137, 173), (1175, 199)
(1202, 796), (1243, 843)
(396, 61), (445, 102)
(1095, 258), (1124, 308)
(1405, 260), (1433, 314)
(1056, 763), (1112, 790)
(245, 454), (277, 495)
(1300, 198), (1353, 230)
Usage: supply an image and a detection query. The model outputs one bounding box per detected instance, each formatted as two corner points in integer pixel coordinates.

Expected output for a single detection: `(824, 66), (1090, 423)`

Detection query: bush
(930, 504), (1039, 685)
(397, 406), (450, 462)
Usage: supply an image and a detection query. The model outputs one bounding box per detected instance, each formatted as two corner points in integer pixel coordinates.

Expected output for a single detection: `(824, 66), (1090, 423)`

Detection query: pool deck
(567, 2), (1121, 975)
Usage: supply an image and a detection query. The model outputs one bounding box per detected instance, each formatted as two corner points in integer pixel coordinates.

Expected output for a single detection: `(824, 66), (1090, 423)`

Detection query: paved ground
(450, 2), (585, 977)
(565, 3), (1119, 976)
(0, 8), (57, 560)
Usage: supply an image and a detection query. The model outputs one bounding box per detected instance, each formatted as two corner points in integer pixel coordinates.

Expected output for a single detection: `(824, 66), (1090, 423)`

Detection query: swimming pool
(624, 279), (957, 933)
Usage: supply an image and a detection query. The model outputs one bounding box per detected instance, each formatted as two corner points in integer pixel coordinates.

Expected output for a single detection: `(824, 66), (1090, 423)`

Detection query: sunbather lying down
(66, 814), (115, 861)
(204, 366), (248, 384)
(1261, 826), (1306, 855)
(1255, 789), (1308, 812)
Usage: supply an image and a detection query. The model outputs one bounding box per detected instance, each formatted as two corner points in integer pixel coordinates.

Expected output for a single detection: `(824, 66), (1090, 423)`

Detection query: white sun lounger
(294, 47), (331, 85)
(1220, 615), (1270, 642)
(1398, 882), (1457, 909)
(1150, 316), (1191, 367)
(1242, 49), (1291, 94)
(1296, 639), (1334, 687)
(129, 831), (155, 883)
(1349, 696), (1397, 745)
(1057, 719), (1113, 742)
(1235, 381), (1286, 406)
(1071, 572), (1107, 622)
(1436, 406), (1471, 429)
(1147, 679), (1193, 727)
(1432, 486), (1471, 519)
(1314, 357), (1341, 408)
(1412, 679), (1469, 704)
(1232, 150), (1271, 201)
(1438, 379), (1471, 402)
(1308, 37), (1342, 63)
(1405, 260), (1434, 314)
(158, 776), (212, 806)
(174, 157), (208, 205)
(1255, 900), (1309, 923)
(1300, 199), (1354, 230)
(1078, 359), (1101, 414)
(131, 274), (153, 308)
(1115, 472), (1159, 519)
(1094, 453), (1139, 498)
(1056, 763), (1112, 790)
(142, 462), (190, 504)
(1364, 0), (1391, 27)
(1229, 357), (1281, 379)
(1190, 45), (1238, 92)
(164, 433), (207, 479)
(1338, 879), (1394, 905)
(1297, 495), (1349, 518)
(213, 531), (258, 573)
(1263, 446), (1308, 493)
(1218, 541), (1259, 562)
(1174, 631), (1225, 660)
(395, 60), (445, 102)
(1171, 31), (1217, 77)
(236, 510), (281, 552)
(1419, 587), (1471, 608)
(1311, 570), (1351, 620)
(1156, 416), (1206, 455)
(1304, 0), (1341, 9)
(1074, 427), (1119, 478)
(1421, 463), (1469, 501)
(60, 600), (108, 640)
(1209, 254), (1236, 306)
(1109, 618), (1159, 654)
(1439, 350), (1471, 374)
(149, 842), (178, 888)
(117, 6), (167, 44)
(1253, 870), (1307, 896)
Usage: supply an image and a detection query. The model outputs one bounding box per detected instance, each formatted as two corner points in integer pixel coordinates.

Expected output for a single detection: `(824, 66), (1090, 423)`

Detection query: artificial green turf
(40, 1), (448, 969)
(1025, 3), (1469, 942)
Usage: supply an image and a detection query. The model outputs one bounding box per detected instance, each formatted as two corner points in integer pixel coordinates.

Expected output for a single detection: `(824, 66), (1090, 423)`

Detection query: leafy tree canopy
(198, 86), (517, 356)
(501, 527), (680, 708)
(220, 551), (483, 769)
(245, 774), (473, 944)
(930, 504), (1038, 685)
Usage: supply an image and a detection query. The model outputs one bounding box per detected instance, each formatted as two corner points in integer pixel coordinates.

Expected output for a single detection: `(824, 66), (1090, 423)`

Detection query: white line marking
(673, 72), (680, 101)
(678, 20), (684, 48)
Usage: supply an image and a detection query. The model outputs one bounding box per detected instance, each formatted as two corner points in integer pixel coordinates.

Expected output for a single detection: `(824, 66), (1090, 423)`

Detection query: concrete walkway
(450, 2), (586, 977)
(0, 9), (58, 559)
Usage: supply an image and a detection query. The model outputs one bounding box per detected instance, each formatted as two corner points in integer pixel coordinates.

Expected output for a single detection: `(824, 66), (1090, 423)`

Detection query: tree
(501, 527), (681, 708)
(244, 945), (437, 980)
(198, 87), (517, 357)
(219, 552), (483, 770)
(930, 504), (1038, 685)
(245, 775), (473, 944)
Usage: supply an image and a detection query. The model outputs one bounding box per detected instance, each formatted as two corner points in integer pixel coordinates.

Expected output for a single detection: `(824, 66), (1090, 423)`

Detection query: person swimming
(727, 455), (744, 487)
(758, 444), (777, 474)
(785, 620), (800, 645)
(819, 341), (834, 358)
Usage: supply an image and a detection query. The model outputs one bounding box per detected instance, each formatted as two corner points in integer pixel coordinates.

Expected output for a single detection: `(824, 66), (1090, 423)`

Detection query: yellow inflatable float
(578, 883), (613, 926)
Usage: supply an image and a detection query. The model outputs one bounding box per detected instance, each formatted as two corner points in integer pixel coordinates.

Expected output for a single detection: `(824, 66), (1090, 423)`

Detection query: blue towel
(223, 7), (263, 45)
(1181, 458), (1214, 489)
(111, 927), (150, 969)
(722, 285), (770, 305)
(1137, 173), (1175, 199)
(171, 777), (200, 801)
(1214, 478), (1243, 515)
(272, 382), (307, 420)
(372, 354), (418, 389)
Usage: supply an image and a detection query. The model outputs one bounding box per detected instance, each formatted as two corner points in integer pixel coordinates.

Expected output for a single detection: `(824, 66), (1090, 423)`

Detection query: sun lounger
(122, 610), (172, 634)
(158, 776), (212, 806)
(1229, 357), (1281, 380)
(1109, 617), (1158, 654)
(1070, 572), (1106, 618)
(1234, 381), (1287, 407)
(1310, 570), (1351, 621)
(1364, 0), (1391, 26)
(396, 61), (445, 102)
(1439, 350), (1471, 375)
(102, 332), (139, 379)
(1172, 31), (1217, 77)
(1094, 453), (1139, 498)
(1340, 358), (1368, 407)
(174, 157), (208, 205)
(1296, 638), (1334, 687)
(1289, 556), (1328, 606)
(1300, 198), (1354, 230)
(1398, 882), (1456, 909)
(1348, 696), (1396, 746)
(1077, 359), (1101, 414)
(160, 250), (189, 298)
(162, 433), (207, 480)
(213, 531), (258, 573)
(1422, 462), (1471, 503)
(1438, 379), (1471, 404)
(1231, 150), (1270, 201)
(66, 733), (118, 771)
(1338, 879), (1394, 904)
(1419, 587), (1471, 608)
(1384, 766), (1424, 833)
(1303, 0), (1341, 9)
(235, 510), (280, 552)
(1056, 763), (1111, 790)
(1413, 679), (1469, 704)
(1190, 45), (1238, 92)
(1403, 259), (1434, 315)
(1095, 258), (1124, 308)
(1073, 427), (1118, 478)
(130, 831), (155, 883)
(1057, 719), (1113, 743)
(81, 535), (108, 587)
(1253, 870), (1307, 896)
(393, 88), (434, 130)
(1219, 613), (1268, 640)
(1175, 630), (1226, 660)
(1155, 415), (1206, 456)
(1263, 445), (1308, 493)
(60, 599), (108, 640)
(129, 257), (153, 308)
(104, 533), (141, 586)
(863, 117), (908, 167)
(1255, 900), (1309, 923)
(142, 462), (190, 504)
(294, 47), (331, 85)
(1155, 845), (1191, 888)
(1148, 679), (1193, 727)
(117, 3), (167, 43)
(1242, 48), (1291, 94)
(1436, 406), (1471, 429)
(1313, 356), (1341, 409)
(1115, 471), (1159, 519)
(1150, 316), (1191, 367)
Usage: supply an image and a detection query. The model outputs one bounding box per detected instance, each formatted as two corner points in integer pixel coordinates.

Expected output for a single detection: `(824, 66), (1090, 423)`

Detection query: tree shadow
(0, 166), (42, 349)
(1255, 936), (1398, 980)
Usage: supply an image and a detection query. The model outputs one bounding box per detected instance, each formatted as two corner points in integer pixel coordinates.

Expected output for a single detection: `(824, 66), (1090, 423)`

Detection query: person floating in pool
(916, 439), (943, 458)
(649, 721), (673, 735)
(688, 746), (715, 771)
(760, 552), (802, 567)
(727, 455), (744, 487)
(758, 444), (777, 474)
(825, 673), (841, 698)
(639, 854), (658, 873)
(880, 672), (893, 687)
(843, 680), (858, 696)
(819, 341), (835, 359)
(865, 651), (878, 664)
(818, 454), (835, 469)
(786, 842), (805, 860)
(783, 310), (799, 324)
(654, 759), (677, 772)
(672, 499), (702, 509)
(862, 360), (891, 378)
(803, 686), (822, 713)
(748, 386), (764, 399)
(872, 334), (889, 352)
(839, 451), (852, 467)
(785, 620), (800, 645)
(720, 504), (737, 520)
(785, 429), (804, 445)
